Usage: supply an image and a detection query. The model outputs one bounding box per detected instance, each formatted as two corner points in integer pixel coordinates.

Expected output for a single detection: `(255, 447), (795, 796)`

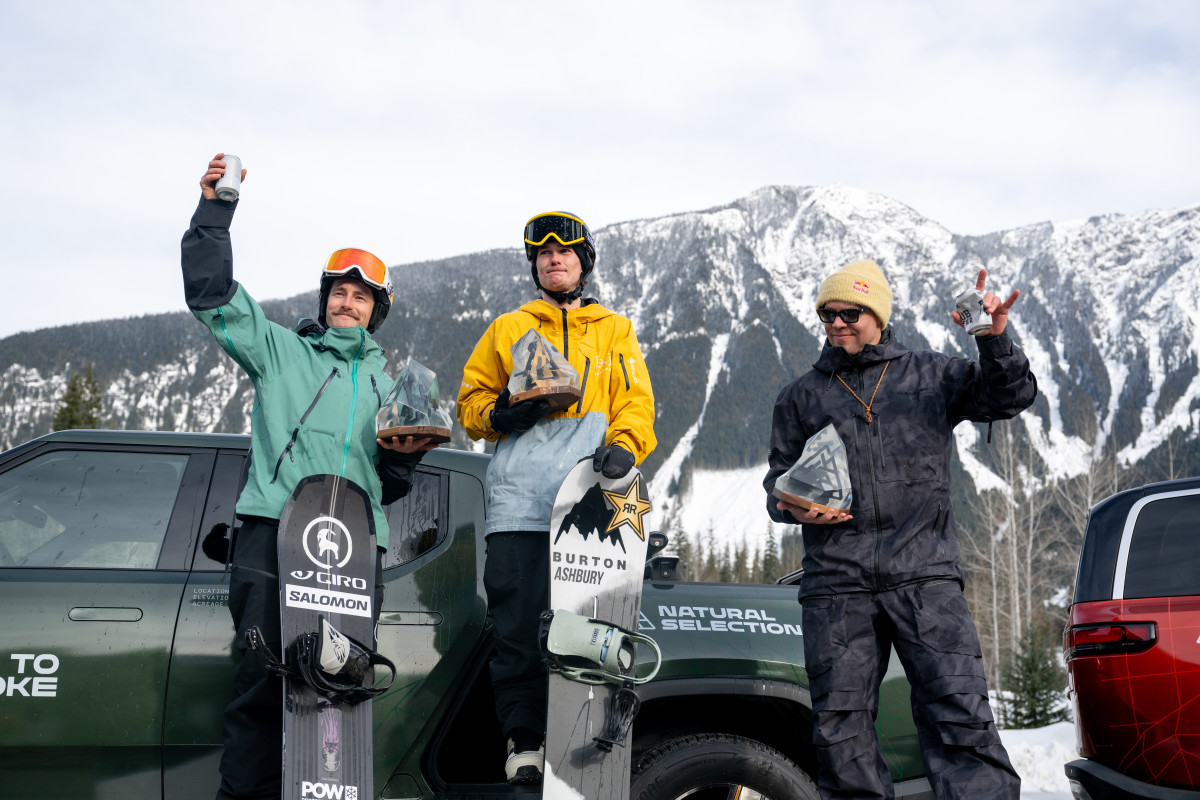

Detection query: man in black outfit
(764, 259), (1035, 800)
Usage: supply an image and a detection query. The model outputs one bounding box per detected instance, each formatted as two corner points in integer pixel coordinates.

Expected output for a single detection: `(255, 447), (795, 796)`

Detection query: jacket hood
(814, 326), (907, 374)
(296, 318), (384, 362)
(518, 297), (615, 324)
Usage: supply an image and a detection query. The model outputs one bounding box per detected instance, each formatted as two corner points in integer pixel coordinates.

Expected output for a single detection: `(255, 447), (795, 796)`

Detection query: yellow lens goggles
(524, 212), (587, 249)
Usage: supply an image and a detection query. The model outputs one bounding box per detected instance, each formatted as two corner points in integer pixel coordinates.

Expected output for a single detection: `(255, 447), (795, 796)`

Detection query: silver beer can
(215, 154), (242, 202)
(954, 288), (992, 335)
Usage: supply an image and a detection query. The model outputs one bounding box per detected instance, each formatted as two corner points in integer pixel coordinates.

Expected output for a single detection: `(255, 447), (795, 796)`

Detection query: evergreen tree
(718, 544), (733, 583)
(780, 531), (805, 577)
(700, 529), (720, 582)
(761, 528), (782, 584)
(671, 522), (695, 581)
(733, 541), (750, 583)
(53, 365), (103, 431)
(996, 626), (1070, 729)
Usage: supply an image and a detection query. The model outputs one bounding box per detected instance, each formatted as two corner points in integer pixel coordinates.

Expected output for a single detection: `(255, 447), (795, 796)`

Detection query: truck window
(381, 466), (448, 569)
(0, 450), (189, 569)
(1124, 492), (1200, 599)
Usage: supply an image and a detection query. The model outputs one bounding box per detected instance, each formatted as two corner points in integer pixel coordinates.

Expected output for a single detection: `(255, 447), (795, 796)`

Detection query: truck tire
(631, 732), (819, 800)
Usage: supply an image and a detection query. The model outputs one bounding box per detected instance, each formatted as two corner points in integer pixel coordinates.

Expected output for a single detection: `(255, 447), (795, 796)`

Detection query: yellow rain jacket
(458, 298), (656, 535)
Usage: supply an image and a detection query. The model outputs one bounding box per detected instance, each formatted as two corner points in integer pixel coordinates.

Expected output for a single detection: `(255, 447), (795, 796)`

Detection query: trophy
(771, 424), (853, 515)
(507, 329), (582, 410)
(376, 358), (453, 444)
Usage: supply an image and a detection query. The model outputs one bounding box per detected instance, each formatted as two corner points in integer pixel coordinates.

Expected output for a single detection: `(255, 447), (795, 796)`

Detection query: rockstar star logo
(602, 473), (650, 542)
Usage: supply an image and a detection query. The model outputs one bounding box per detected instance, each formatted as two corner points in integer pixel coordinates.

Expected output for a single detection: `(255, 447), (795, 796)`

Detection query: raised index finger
(975, 268), (988, 291)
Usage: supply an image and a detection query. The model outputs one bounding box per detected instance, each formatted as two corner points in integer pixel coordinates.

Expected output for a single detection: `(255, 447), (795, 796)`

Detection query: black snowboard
(278, 474), (378, 800)
(544, 460), (653, 800)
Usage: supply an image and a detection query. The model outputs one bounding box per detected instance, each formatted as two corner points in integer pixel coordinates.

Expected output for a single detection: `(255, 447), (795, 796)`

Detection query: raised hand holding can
(215, 154), (243, 201)
(954, 287), (992, 335)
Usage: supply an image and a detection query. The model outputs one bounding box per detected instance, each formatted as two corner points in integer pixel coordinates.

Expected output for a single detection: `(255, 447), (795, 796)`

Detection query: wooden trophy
(771, 424), (853, 515)
(376, 358), (453, 444)
(507, 329), (582, 410)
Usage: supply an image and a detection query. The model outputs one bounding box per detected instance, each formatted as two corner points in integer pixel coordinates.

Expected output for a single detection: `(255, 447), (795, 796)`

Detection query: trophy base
(511, 385), (583, 411)
(377, 425), (451, 445)
(771, 487), (848, 517)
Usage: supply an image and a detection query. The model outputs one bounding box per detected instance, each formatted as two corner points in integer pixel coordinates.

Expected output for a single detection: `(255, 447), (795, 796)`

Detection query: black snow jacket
(764, 327), (1037, 598)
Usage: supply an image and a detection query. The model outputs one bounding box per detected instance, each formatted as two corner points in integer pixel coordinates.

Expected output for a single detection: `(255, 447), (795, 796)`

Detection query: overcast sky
(2, 0), (1198, 339)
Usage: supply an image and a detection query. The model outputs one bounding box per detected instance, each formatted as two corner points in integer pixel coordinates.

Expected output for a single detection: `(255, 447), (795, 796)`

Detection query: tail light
(1064, 622), (1156, 661)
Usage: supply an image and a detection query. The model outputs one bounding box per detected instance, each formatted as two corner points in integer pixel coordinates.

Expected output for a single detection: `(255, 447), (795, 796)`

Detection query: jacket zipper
(575, 357), (591, 413)
(339, 330), (366, 478)
(619, 353), (630, 390)
(371, 374), (382, 407)
(560, 309), (570, 361)
(857, 368), (885, 591)
(214, 309), (241, 360)
(270, 367), (341, 484)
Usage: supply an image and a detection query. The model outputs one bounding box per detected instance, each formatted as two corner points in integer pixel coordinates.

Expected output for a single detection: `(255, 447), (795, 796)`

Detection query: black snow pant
(216, 518), (385, 800)
(483, 530), (550, 741)
(801, 581), (1020, 800)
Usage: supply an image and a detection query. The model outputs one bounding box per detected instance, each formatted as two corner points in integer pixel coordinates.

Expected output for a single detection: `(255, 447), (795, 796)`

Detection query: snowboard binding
(246, 616), (396, 706)
(537, 609), (662, 686)
(538, 609), (662, 752)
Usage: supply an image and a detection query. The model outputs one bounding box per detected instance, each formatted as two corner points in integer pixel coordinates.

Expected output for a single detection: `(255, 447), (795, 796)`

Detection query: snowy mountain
(2, 184), (1198, 557)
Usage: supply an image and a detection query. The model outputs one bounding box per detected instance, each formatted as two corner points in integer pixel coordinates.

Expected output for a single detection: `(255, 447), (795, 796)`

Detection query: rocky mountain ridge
(3, 184), (1197, 551)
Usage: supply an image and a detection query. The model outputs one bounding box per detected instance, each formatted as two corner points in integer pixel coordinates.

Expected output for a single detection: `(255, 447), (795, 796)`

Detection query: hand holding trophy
(772, 424), (854, 524)
(376, 358), (453, 445)
(507, 329), (582, 410)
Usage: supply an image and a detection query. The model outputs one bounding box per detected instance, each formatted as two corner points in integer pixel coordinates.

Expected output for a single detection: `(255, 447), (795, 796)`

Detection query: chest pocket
(269, 367), (342, 484)
(873, 386), (946, 482)
(574, 337), (616, 413)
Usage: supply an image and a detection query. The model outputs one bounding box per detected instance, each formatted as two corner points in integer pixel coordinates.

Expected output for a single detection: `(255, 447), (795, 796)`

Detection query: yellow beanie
(815, 259), (893, 329)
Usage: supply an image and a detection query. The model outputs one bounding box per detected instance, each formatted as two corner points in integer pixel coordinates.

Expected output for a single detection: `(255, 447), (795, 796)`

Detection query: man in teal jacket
(182, 153), (433, 800)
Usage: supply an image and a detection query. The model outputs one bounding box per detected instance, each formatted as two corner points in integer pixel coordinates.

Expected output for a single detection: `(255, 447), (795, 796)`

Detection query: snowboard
(543, 459), (654, 800)
(278, 474), (378, 800)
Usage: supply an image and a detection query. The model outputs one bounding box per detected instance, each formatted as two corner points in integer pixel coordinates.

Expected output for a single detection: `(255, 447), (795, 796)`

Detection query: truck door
(0, 444), (211, 800)
(162, 449), (245, 798)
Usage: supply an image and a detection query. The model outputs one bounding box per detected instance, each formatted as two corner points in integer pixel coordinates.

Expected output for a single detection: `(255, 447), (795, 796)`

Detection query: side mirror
(646, 531), (668, 561)
(645, 555), (680, 582)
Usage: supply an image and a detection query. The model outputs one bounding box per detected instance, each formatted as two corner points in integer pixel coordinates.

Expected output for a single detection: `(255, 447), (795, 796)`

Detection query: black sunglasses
(817, 306), (870, 324)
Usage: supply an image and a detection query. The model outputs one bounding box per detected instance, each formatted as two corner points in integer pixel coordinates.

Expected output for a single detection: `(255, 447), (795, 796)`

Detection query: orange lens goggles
(323, 248), (388, 290)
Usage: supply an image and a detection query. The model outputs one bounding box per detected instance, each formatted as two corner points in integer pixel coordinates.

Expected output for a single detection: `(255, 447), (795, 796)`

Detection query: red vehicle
(1063, 477), (1200, 800)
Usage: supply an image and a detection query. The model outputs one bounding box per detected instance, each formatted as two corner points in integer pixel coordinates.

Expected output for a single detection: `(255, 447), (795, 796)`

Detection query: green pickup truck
(0, 430), (932, 800)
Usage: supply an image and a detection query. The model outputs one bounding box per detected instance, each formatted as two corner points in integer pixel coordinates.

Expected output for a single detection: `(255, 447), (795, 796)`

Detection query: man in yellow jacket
(458, 211), (656, 783)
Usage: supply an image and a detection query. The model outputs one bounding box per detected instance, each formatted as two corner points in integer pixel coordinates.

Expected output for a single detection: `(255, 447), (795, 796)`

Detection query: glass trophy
(376, 358), (453, 444)
(506, 329), (582, 410)
(771, 424), (853, 515)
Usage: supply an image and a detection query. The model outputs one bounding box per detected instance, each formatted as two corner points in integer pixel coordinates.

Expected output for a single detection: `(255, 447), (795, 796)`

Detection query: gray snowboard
(544, 459), (653, 800)
(278, 474), (378, 800)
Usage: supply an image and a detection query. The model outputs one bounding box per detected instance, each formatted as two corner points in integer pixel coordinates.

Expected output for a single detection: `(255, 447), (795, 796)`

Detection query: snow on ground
(654, 464), (780, 557)
(999, 721), (1076, 798)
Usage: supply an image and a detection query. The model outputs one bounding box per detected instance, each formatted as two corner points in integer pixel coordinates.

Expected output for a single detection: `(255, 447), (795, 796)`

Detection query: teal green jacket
(182, 197), (405, 547)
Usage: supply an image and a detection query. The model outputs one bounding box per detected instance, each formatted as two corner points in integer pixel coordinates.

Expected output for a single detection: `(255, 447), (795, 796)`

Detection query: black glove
(593, 445), (636, 479)
(489, 387), (552, 434)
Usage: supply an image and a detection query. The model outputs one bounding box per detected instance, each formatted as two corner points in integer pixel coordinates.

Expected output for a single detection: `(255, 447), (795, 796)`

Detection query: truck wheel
(631, 732), (819, 800)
